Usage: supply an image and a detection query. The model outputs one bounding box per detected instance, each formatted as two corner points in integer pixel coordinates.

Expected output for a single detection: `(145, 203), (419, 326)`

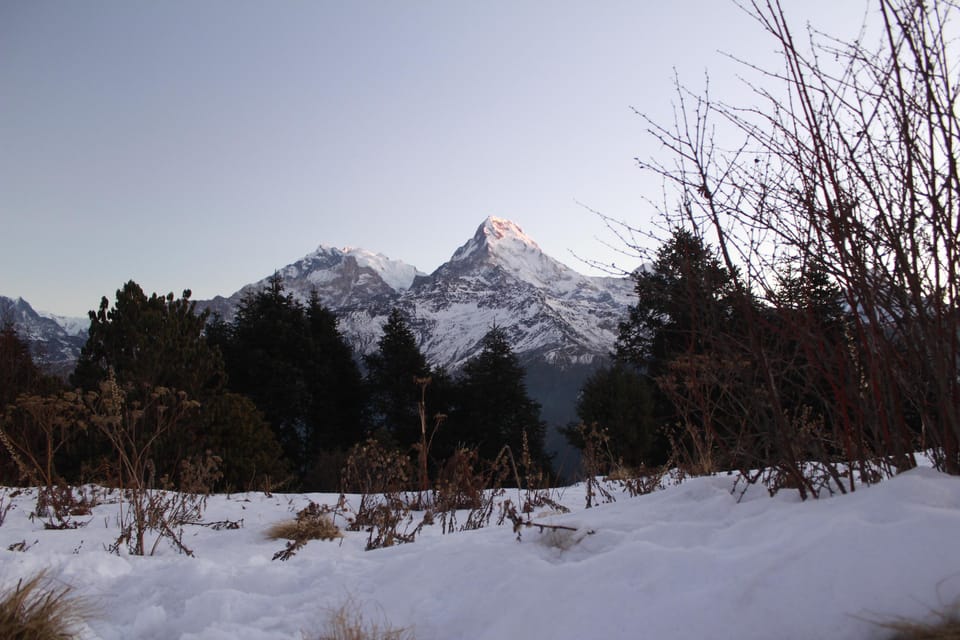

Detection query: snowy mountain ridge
(202, 216), (634, 370)
(5, 217), (635, 383)
(0, 295), (88, 376)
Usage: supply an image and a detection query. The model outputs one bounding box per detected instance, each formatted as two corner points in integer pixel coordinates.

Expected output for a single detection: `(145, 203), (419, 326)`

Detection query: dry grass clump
(266, 510), (342, 542)
(0, 571), (90, 639)
(311, 598), (413, 640)
(268, 501), (343, 561)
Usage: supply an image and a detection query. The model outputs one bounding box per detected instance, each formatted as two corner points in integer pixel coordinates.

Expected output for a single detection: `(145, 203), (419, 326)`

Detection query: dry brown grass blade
(0, 570), (91, 640)
(309, 597), (413, 640)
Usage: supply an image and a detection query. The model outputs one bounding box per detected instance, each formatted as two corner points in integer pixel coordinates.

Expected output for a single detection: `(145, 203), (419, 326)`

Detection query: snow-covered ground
(1, 467), (959, 639)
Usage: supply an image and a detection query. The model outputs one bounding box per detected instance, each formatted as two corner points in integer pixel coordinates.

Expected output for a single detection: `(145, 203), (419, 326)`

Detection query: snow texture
(1, 467), (959, 639)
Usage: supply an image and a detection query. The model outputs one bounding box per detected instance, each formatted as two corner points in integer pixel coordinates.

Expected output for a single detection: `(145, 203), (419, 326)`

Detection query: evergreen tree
(215, 276), (366, 485)
(0, 325), (60, 410)
(71, 281), (224, 398)
(304, 292), (367, 453)
(566, 362), (665, 467)
(219, 275), (311, 467)
(67, 281), (298, 488)
(196, 392), (289, 490)
(363, 308), (430, 448)
(68, 281), (237, 484)
(452, 327), (548, 467)
(613, 231), (756, 469)
(768, 262), (855, 445)
(615, 230), (744, 435)
(616, 229), (739, 376)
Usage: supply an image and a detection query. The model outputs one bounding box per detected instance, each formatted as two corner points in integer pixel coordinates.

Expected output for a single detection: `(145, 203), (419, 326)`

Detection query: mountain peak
(304, 245), (423, 291)
(480, 216), (540, 250)
(449, 217), (542, 265)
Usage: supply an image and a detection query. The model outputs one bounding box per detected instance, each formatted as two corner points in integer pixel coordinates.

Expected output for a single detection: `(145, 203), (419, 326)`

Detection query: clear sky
(0, 1), (870, 317)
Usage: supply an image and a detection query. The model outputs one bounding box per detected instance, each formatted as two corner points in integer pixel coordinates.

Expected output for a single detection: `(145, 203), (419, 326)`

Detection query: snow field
(0, 468), (958, 639)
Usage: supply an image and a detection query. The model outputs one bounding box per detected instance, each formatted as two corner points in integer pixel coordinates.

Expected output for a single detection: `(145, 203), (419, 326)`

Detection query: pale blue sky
(1, 1), (869, 317)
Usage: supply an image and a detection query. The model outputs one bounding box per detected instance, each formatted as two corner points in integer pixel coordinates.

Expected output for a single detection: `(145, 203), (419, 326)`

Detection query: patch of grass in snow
(0, 570), (91, 640)
(267, 500), (343, 561)
(309, 597), (413, 640)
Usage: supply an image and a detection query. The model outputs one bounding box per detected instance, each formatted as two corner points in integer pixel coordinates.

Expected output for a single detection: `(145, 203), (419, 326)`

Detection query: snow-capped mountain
(202, 246), (426, 321)
(0, 296), (88, 377)
(201, 217), (634, 371)
(388, 217), (633, 369)
(7, 218), (634, 381)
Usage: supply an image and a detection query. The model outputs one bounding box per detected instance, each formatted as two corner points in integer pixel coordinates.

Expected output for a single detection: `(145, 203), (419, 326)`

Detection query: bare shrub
(568, 423), (678, 503)
(571, 423), (617, 509)
(657, 355), (732, 477)
(515, 431), (565, 514)
(0, 392), (108, 529)
(0, 392), (90, 489)
(412, 376), (444, 498)
(437, 443), (567, 535)
(499, 499), (593, 544)
(339, 438), (430, 550)
(621, 0), (960, 487)
(342, 439), (410, 498)
(30, 484), (98, 530)
(613, 463), (679, 498)
(86, 375), (217, 556)
(341, 438), (417, 540)
(437, 457), (504, 535)
(0, 571), (91, 640)
(107, 453), (221, 557)
(360, 500), (426, 551)
(433, 448), (484, 512)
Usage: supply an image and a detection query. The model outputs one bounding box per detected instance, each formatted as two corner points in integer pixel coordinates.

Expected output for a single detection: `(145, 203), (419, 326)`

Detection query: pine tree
(616, 229), (739, 376)
(304, 292), (367, 453)
(71, 281), (224, 398)
(220, 275), (311, 468)
(452, 327), (548, 467)
(0, 325), (60, 410)
(363, 308), (430, 448)
(566, 362), (665, 467)
(614, 231), (749, 468)
(65, 281), (300, 488)
(215, 276), (366, 486)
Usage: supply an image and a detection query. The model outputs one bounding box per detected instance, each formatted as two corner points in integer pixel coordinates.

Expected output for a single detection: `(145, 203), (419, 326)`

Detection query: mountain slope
(393, 217), (633, 369)
(0, 296), (88, 376)
(203, 246), (424, 321)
